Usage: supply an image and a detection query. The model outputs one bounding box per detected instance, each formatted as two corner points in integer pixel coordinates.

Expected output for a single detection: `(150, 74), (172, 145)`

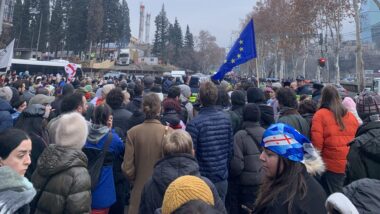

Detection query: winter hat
(356, 91), (380, 120)
(101, 84), (115, 97)
(84, 85), (93, 93)
(0, 86), (13, 102)
(29, 94), (55, 106)
(179, 84), (191, 98)
(243, 103), (261, 122)
(231, 90), (246, 106)
(247, 87), (266, 103)
(264, 87), (274, 93)
(261, 123), (325, 174)
(271, 82), (282, 90)
(162, 175), (214, 214)
(49, 112), (88, 149)
(342, 97), (357, 112)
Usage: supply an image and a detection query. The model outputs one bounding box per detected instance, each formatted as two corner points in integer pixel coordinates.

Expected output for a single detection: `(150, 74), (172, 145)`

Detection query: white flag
(0, 39), (14, 70)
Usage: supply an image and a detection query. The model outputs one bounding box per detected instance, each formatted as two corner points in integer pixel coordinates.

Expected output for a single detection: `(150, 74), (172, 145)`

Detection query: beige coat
(122, 119), (171, 214)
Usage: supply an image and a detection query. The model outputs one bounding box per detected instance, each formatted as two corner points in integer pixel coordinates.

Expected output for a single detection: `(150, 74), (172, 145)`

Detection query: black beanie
(231, 90), (246, 106)
(243, 103), (261, 122)
(247, 87), (266, 104)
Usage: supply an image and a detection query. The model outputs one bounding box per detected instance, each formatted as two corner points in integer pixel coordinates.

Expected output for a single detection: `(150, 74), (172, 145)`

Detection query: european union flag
(212, 19), (257, 80)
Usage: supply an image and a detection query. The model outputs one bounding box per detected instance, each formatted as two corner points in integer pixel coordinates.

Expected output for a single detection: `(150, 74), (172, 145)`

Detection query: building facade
(361, 0), (380, 43)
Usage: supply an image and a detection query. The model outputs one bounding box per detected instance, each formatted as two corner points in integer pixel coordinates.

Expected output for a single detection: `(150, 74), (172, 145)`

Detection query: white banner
(0, 39), (14, 70)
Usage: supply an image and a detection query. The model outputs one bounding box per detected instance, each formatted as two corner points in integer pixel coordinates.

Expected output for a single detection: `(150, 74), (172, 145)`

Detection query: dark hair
(247, 87), (266, 104)
(151, 85), (162, 93)
(200, 82), (218, 107)
(320, 85), (347, 130)
(254, 154), (307, 214)
(61, 92), (85, 114)
(36, 87), (49, 95)
(11, 96), (26, 109)
(276, 88), (298, 109)
(298, 100), (317, 115)
(168, 86), (181, 99)
(0, 129), (30, 159)
(134, 83), (144, 96)
(93, 104), (112, 125)
(62, 83), (75, 96)
(106, 88), (124, 109)
(172, 200), (221, 214)
(216, 86), (230, 108)
(15, 112), (46, 137)
(143, 93), (161, 119)
(243, 103), (261, 122)
(12, 80), (24, 90)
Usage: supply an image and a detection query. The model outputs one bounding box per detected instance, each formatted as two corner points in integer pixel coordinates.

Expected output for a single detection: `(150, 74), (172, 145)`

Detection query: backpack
(82, 133), (113, 190)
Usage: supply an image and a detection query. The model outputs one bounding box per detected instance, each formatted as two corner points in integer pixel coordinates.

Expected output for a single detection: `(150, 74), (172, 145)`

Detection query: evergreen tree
(102, 0), (121, 43)
(67, 0), (88, 54)
(152, 4), (169, 63)
(184, 25), (194, 51)
(119, 0), (131, 48)
(87, 0), (103, 54)
(49, 0), (64, 56)
(12, 0), (23, 48)
(19, 0), (31, 48)
(168, 18), (183, 64)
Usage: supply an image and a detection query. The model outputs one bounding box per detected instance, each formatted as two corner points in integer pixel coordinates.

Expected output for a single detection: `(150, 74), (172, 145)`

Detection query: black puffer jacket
(346, 121), (380, 184)
(139, 154), (227, 214)
(31, 145), (91, 214)
(112, 107), (132, 137)
(230, 122), (264, 186)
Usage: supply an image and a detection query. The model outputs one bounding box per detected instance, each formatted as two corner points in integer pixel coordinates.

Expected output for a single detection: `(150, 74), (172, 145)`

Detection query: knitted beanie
(162, 175), (214, 214)
(231, 90), (246, 106)
(244, 103), (261, 122)
(247, 87), (266, 103)
(49, 112), (88, 150)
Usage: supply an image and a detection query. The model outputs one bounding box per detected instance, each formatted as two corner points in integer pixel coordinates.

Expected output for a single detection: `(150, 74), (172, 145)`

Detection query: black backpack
(82, 133), (113, 190)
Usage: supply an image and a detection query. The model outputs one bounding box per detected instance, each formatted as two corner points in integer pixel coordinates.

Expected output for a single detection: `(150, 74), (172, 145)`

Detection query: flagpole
(252, 19), (260, 87)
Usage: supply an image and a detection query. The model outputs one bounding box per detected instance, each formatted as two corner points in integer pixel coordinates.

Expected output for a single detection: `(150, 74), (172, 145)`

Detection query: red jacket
(311, 108), (359, 173)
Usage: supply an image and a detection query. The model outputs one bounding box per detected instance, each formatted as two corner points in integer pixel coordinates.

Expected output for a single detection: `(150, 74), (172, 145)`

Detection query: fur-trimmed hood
(303, 148), (325, 176)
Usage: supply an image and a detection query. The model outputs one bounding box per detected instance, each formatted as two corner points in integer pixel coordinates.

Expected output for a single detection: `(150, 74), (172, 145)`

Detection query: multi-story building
(361, 0), (380, 43)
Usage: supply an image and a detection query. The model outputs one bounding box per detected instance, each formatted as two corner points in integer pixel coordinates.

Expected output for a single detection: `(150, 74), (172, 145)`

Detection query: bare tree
(353, 0), (365, 92)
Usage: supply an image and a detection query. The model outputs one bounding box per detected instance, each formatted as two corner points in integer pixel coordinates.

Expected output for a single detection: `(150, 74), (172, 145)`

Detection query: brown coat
(122, 119), (171, 214)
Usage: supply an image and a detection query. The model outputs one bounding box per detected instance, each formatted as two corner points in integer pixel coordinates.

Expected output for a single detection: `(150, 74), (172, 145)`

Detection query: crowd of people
(0, 71), (380, 214)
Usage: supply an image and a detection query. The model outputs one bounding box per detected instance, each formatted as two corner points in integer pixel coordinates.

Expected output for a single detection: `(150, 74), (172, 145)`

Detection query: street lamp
(30, 8), (42, 59)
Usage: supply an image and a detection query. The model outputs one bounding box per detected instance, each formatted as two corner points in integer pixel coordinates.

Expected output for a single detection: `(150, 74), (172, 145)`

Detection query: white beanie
(50, 112), (88, 149)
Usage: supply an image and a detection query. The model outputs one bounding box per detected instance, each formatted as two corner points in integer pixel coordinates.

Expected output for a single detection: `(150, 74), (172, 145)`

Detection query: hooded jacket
(31, 145), (91, 214)
(0, 98), (13, 132)
(161, 110), (185, 130)
(278, 107), (310, 138)
(0, 166), (36, 214)
(230, 121), (264, 186)
(346, 121), (380, 183)
(84, 124), (125, 209)
(139, 154), (227, 214)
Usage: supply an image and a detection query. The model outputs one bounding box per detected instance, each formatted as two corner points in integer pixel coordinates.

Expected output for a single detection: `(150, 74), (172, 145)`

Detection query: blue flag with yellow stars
(212, 19), (257, 80)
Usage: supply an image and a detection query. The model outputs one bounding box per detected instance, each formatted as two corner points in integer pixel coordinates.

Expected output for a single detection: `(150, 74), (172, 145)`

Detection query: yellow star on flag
(237, 54), (241, 59)
(239, 40), (243, 45)
(231, 59), (235, 63)
(239, 47), (244, 52)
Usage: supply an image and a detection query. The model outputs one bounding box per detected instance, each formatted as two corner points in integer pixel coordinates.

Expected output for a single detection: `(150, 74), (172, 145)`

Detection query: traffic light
(318, 58), (326, 68)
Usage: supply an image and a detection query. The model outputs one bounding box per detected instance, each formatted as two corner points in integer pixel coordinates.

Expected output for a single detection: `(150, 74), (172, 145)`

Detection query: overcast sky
(128, 1), (356, 48)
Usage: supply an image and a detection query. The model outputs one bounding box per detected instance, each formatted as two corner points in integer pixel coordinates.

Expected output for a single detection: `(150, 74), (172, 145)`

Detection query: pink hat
(342, 97), (356, 112)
